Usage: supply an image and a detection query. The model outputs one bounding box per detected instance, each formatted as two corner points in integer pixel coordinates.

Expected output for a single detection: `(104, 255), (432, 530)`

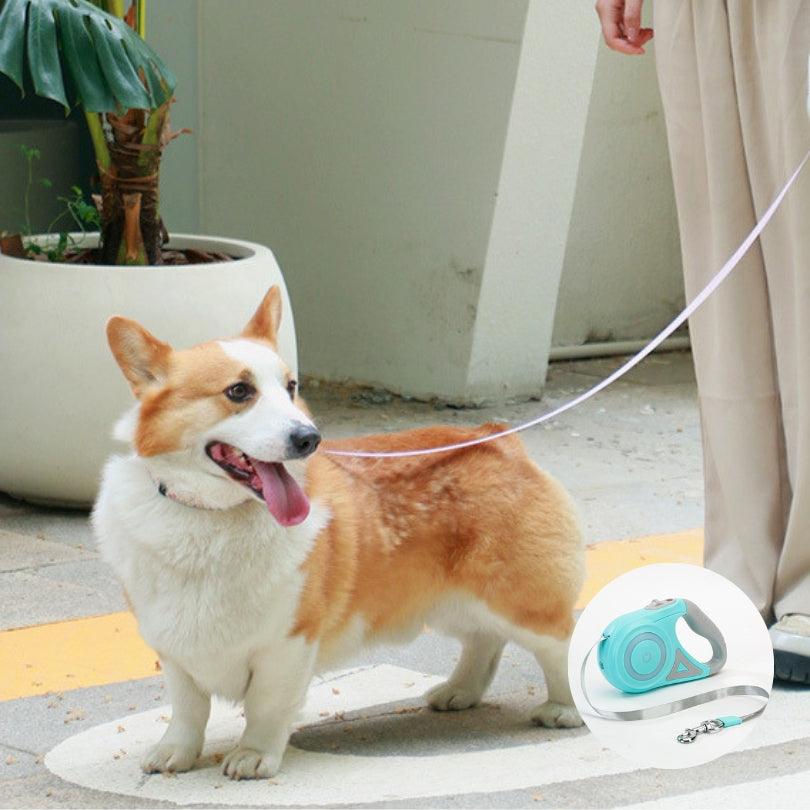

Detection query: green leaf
(0, 0), (26, 91)
(58, 5), (117, 112)
(26, 0), (68, 107)
(19, 144), (41, 160)
(0, 0), (176, 112)
(85, 14), (150, 109)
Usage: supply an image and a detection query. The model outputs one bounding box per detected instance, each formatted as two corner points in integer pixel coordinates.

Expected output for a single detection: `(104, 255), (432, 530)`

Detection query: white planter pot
(0, 233), (297, 507)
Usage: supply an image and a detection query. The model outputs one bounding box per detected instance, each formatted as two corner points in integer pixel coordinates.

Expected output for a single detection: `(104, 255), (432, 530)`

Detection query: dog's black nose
(289, 425), (321, 458)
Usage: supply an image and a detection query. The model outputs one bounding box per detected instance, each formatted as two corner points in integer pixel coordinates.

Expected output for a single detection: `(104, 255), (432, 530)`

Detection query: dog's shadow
(287, 697), (587, 757)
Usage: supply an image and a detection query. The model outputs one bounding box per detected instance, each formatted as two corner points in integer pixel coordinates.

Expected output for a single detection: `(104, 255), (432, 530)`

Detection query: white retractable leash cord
(578, 639), (769, 745)
(325, 150), (810, 460)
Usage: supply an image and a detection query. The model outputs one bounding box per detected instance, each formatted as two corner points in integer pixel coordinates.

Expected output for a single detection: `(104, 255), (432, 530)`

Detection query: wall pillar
(465, 1), (600, 402)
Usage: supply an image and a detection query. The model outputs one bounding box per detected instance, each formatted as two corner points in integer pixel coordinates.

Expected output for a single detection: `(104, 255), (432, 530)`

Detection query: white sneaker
(770, 614), (810, 684)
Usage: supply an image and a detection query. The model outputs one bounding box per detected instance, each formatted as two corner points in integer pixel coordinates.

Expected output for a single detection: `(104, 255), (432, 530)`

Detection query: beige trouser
(654, 1), (810, 621)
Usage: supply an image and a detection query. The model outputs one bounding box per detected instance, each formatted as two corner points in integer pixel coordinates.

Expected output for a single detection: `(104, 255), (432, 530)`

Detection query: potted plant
(0, 0), (297, 506)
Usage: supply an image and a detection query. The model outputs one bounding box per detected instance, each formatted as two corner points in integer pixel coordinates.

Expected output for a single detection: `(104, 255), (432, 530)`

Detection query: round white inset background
(568, 563), (773, 769)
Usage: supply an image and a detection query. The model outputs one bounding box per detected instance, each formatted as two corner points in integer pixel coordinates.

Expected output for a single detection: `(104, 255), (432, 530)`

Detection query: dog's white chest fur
(93, 455), (328, 701)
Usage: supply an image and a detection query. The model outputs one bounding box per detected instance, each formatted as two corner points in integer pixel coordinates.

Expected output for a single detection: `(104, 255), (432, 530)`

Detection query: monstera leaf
(0, 0), (176, 112)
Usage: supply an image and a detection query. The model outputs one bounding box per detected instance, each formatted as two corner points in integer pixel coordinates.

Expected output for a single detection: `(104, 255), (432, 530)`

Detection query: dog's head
(106, 286), (318, 526)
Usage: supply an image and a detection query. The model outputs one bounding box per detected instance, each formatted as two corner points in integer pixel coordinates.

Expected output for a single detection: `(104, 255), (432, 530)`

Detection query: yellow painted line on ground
(0, 529), (703, 702)
(0, 611), (155, 702)
(577, 527), (703, 608)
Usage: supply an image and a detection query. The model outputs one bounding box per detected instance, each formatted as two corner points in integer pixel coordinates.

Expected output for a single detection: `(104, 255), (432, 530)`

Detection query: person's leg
(654, 0), (789, 620)
(727, 0), (810, 679)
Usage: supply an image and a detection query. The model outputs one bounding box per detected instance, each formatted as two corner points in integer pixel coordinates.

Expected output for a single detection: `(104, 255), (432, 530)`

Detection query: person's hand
(594, 0), (654, 55)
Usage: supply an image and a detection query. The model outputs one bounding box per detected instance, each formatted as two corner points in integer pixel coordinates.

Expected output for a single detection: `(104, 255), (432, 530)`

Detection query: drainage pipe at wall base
(548, 334), (691, 362)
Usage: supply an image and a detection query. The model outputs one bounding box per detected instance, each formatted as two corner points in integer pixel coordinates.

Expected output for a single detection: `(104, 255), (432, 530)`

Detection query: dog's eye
(225, 382), (255, 403)
(286, 379), (297, 400)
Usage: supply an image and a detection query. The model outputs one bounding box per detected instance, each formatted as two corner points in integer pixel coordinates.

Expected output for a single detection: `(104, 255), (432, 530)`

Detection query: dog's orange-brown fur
(294, 424), (583, 654)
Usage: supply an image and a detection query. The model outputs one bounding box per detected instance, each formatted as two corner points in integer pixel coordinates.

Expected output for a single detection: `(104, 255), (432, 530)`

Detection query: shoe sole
(774, 649), (810, 684)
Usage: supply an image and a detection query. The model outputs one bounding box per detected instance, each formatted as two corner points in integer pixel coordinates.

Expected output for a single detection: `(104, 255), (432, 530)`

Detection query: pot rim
(0, 231), (270, 270)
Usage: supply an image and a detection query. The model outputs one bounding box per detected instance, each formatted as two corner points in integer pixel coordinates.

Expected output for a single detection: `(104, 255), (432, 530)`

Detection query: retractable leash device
(580, 598), (769, 744)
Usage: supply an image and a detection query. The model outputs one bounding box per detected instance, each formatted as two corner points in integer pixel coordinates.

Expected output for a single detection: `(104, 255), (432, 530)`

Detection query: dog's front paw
(141, 742), (199, 774)
(531, 701), (583, 728)
(222, 746), (281, 780)
(425, 681), (483, 711)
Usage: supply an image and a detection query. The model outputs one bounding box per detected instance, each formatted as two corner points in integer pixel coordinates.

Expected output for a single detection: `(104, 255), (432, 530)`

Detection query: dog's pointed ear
(242, 286), (282, 346)
(106, 316), (172, 398)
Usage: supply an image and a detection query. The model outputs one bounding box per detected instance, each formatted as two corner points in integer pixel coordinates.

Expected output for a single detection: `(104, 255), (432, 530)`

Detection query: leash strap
(579, 640), (769, 743)
(326, 149), (810, 460)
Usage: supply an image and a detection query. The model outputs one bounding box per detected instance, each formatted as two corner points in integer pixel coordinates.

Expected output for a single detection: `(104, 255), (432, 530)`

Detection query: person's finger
(623, 0), (644, 42)
(595, 0), (647, 55)
(602, 19), (646, 54)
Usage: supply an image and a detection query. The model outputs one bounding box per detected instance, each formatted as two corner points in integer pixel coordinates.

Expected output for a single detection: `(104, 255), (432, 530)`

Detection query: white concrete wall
(552, 4), (683, 348)
(196, 0), (529, 400)
(149, 0), (683, 403)
(146, 0), (201, 234)
(465, 1), (600, 401)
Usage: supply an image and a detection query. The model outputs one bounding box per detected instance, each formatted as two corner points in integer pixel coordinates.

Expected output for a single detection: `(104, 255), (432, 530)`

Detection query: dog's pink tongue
(253, 461), (310, 526)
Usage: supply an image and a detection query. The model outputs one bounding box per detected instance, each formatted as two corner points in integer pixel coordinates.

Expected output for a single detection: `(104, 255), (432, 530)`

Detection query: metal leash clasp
(677, 718), (724, 744)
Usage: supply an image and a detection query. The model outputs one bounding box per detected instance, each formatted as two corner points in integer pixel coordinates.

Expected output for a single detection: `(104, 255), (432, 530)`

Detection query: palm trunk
(89, 0), (167, 266)
(96, 105), (169, 265)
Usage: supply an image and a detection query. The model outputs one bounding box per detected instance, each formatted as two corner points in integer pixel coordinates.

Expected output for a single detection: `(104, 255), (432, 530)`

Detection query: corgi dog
(93, 286), (584, 781)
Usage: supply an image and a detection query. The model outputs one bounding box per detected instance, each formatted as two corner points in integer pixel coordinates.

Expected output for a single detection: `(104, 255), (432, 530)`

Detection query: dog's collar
(152, 476), (229, 511)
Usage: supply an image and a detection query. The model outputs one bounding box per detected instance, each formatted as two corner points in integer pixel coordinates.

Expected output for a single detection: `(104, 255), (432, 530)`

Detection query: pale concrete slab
(0, 571), (117, 631)
(0, 530), (92, 573)
(0, 744), (43, 780)
(0, 498), (94, 550)
(0, 679), (177, 810)
(0, 770), (177, 810)
(33, 560), (126, 613)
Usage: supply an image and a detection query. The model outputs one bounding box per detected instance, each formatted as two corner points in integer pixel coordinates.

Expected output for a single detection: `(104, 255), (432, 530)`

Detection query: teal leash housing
(580, 598), (769, 743)
(598, 598), (725, 693)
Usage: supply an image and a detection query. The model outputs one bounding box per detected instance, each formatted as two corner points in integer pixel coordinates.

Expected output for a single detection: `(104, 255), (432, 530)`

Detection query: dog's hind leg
(524, 633), (582, 728)
(426, 633), (505, 711)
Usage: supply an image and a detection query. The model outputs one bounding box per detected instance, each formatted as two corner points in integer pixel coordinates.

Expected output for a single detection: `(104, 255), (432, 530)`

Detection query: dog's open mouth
(206, 441), (310, 527)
